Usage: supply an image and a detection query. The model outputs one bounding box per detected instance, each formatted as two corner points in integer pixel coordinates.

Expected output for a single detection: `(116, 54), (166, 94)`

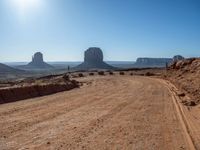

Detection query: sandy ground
(0, 76), (198, 150)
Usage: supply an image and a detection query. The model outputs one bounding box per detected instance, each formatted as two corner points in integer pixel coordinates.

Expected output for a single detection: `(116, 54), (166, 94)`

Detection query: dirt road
(0, 76), (197, 149)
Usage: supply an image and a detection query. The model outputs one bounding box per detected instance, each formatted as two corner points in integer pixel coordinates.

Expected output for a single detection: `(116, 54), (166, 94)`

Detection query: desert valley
(0, 48), (200, 149)
(1, 0), (200, 149)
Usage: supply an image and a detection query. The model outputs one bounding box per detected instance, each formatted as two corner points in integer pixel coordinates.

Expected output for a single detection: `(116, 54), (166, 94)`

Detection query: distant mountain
(0, 63), (24, 74)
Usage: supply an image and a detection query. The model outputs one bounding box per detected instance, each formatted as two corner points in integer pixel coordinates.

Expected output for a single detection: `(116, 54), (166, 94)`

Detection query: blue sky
(0, 0), (200, 62)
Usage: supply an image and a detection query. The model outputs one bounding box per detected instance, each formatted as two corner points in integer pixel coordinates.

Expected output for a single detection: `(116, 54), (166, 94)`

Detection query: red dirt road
(0, 76), (197, 149)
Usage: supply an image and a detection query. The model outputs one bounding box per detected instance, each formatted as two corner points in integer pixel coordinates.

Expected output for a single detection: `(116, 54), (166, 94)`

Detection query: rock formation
(134, 55), (184, 68)
(74, 47), (115, 70)
(30, 52), (44, 66)
(84, 47), (103, 63)
(134, 58), (172, 68)
(173, 55), (184, 62)
(16, 52), (54, 70)
(167, 58), (200, 105)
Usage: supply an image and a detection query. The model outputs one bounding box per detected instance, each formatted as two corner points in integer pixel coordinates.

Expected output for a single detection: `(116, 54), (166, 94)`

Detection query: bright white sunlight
(9, 0), (42, 17)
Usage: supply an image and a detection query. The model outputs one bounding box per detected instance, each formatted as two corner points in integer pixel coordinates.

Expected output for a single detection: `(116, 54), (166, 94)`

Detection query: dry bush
(63, 74), (69, 81)
(89, 72), (94, 76)
(78, 73), (84, 77)
(145, 72), (155, 76)
(98, 71), (105, 75)
(119, 71), (125, 75)
(130, 73), (133, 76)
(109, 71), (114, 75)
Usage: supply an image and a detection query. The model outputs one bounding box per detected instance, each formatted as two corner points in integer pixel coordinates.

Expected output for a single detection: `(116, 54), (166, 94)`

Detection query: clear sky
(0, 0), (200, 62)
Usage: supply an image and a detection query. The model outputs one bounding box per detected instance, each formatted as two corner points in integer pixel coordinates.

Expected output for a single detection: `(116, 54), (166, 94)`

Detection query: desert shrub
(78, 73), (84, 77)
(145, 72), (154, 76)
(119, 71), (125, 75)
(63, 74), (69, 81)
(109, 71), (114, 75)
(130, 73), (133, 76)
(89, 72), (94, 76)
(98, 71), (105, 75)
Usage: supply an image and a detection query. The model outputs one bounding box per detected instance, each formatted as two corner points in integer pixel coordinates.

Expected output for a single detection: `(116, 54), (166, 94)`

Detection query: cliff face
(74, 47), (115, 70)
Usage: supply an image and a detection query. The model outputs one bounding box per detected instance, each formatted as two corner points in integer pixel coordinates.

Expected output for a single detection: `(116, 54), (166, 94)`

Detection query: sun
(9, 0), (42, 17)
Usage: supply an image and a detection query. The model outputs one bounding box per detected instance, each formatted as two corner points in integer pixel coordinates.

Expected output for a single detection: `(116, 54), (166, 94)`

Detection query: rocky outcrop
(166, 58), (200, 105)
(170, 58), (195, 70)
(16, 52), (53, 70)
(27, 52), (53, 69)
(74, 47), (115, 70)
(173, 55), (184, 62)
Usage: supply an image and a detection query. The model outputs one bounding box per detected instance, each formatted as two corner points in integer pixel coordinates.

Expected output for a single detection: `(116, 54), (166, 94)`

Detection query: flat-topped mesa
(134, 55), (184, 68)
(135, 58), (172, 67)
(74, 47), (115, 70)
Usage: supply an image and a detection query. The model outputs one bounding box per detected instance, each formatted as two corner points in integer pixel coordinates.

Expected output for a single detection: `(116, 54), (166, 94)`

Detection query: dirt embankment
(165, 58), (200, 105)
(0, 74), (79, 104)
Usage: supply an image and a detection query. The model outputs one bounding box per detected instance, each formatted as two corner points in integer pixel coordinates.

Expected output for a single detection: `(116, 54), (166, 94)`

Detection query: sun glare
(9, 0), (42, 18)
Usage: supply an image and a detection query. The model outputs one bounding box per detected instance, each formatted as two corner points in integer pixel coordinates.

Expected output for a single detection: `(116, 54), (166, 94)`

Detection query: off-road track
(0, 76), (199, 150)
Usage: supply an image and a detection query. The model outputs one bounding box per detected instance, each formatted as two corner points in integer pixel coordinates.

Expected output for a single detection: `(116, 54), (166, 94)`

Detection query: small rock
(178, 92), (185, 97)
(185, 101), (196, 106)
(181, 100), (187, 104)
(145, 72), (154, 76)
(47, 142), (51, 145)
